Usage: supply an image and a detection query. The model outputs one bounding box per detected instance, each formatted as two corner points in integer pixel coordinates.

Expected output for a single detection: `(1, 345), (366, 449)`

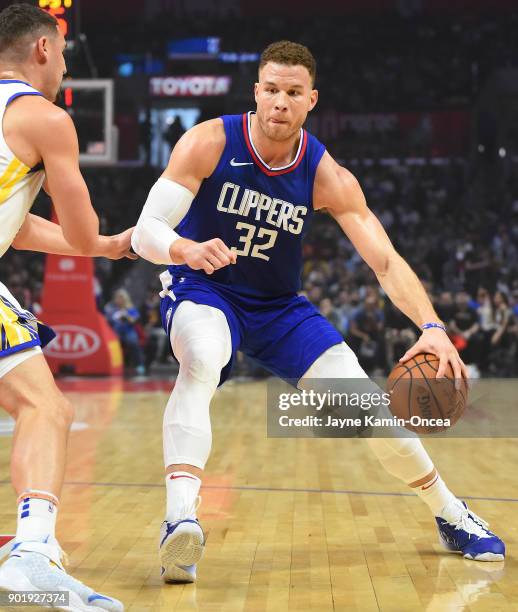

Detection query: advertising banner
(40, 234), (122, 376)
(149, 76), (232, 97)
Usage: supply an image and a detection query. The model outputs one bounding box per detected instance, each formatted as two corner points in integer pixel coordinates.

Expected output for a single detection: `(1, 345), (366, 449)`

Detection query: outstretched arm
(14, 96), (134, 260)
(313, 152), (467, 380)
(12, 213), (134, 260)
(131, 119), (236, 274)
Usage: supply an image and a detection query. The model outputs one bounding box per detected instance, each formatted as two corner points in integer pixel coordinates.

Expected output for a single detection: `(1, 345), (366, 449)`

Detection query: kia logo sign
(150, 76), (231, 97)
(45, 325), (101, 359)
(58, 258), (75, 272)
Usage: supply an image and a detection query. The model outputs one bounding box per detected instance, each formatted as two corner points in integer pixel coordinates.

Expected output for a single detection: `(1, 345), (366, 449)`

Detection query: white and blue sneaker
(436, 500), (505, 562)
(0, 539), (124, 610)
(159, 517), (205, 584)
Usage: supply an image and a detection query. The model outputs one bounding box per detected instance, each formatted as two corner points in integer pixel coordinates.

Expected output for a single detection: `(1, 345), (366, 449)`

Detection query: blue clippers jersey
(168, 112), (326, 297)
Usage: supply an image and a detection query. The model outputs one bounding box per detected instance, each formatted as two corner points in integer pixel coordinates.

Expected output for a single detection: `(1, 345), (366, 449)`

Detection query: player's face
(254, 62), (318, 142)
(39, 28), (67, 101)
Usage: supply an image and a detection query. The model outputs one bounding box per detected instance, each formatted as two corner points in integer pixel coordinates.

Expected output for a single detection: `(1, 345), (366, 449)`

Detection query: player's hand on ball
(399, 328), (468, 387)
(100, 228), (138, 260)
(172, 237), (237, 274)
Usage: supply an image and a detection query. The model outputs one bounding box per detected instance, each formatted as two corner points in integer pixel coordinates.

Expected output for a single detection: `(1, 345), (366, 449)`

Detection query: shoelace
(168, 495), (202, 525)
(453, 508), (490, 539)
(183, 495), (201, 520)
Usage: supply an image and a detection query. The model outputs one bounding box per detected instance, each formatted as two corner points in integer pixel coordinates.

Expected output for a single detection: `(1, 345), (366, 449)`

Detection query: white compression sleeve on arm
(131, 177), (194, 264)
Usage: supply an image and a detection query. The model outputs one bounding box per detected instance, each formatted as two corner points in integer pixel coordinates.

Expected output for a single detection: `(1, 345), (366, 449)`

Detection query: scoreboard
(37, 0), (77, 41)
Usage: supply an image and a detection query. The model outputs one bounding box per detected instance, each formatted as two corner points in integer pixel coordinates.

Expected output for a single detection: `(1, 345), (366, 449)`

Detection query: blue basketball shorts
(160, 275), (343, 386)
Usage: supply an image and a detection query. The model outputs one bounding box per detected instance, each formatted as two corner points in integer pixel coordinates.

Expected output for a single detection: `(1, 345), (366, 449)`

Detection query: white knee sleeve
(300, 343), (434, 484)
(300, 342), (369, 380)
(298, 342), (379, 427)
(163, 301), (232, 470)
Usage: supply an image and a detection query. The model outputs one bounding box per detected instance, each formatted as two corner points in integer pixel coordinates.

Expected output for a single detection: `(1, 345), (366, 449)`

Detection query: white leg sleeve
(299, 342), (434, 484)
(299, 341), (370, 380)
(163, 301), (232, 470)
(365, 435), (434, 484)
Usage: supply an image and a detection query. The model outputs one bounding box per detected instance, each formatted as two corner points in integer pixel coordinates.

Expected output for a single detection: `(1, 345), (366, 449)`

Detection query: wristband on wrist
(421, 322), (447, 332)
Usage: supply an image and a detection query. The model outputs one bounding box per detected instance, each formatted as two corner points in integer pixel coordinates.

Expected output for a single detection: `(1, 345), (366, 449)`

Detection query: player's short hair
(259, 40), (317, 86)
(0, 3), (58, 60)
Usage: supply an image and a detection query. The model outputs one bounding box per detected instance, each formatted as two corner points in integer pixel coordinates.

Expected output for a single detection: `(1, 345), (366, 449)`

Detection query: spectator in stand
(464, 246), (491, 298)
(492, 227), (518, 269)
(383, 300), (417, 371)
(434, 291), (456, 326)
(473, 287), (496, 373)
(141, 288), (168, 368)
(448, 292), (481, 370)
(319, 298), (344, 336)
(491, 292), (512, 346)
(488, 291), (516, 375)
(511, 288), (518, 320)
(334, 289), (356, 335)
(106, 288), (145, 376)
(349, 295), (385, 374)
(508, 291), (518, 367)
(306, 284), (323, 305)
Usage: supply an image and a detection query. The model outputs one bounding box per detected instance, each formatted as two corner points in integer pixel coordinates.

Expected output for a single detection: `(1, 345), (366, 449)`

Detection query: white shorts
(0, 281), (51, 376)
(0, 345), (42, 379)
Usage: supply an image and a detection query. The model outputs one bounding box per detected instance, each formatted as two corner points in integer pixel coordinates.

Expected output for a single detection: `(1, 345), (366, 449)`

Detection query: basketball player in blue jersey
(132, 41), (505, 582)
(0, 5), (132, 609)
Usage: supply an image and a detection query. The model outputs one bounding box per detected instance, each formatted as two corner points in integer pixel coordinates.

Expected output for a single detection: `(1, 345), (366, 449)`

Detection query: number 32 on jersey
(232, 222), (278, 261)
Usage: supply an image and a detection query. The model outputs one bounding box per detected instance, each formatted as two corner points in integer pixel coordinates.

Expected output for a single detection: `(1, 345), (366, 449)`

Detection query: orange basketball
(386, 353), (467, 434)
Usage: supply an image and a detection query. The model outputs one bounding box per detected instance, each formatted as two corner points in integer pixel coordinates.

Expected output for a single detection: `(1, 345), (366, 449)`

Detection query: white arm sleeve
(131, 177), (194, 265)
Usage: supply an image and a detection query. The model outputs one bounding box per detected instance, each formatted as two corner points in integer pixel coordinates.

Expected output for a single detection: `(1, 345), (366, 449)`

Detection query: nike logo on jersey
(230, 158), (253, 167)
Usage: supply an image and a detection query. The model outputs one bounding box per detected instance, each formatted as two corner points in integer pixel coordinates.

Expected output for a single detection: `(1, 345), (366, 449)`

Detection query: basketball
(387, 353), (468, 434)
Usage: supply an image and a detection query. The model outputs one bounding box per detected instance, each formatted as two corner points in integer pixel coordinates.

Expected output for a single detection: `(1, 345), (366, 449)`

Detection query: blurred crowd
(1, 5), (517, 377)
(1, 156), (517, 377)
(83, 11), (518, 112)
(88, 11), (518, 161)
(15, 157), (511, 378)
(300, 161), (518, 377)
(1, 158), (516, 377)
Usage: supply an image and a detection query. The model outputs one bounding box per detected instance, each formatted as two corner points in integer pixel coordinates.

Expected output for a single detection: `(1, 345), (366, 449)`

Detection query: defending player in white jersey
(0, 5), (134, 610)
(132, 41), (505, 582)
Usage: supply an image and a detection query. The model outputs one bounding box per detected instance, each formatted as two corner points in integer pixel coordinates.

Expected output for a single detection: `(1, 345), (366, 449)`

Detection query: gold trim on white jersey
(0, 80), (45, 258)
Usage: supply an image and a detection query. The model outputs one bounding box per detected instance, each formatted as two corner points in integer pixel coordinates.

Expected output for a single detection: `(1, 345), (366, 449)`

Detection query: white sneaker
(159, 496), (204, 584)
(0, 541), (124, 611)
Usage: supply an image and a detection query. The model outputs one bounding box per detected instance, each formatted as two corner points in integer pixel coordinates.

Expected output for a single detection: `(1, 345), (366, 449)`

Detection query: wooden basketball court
(1, 378), (517, 611)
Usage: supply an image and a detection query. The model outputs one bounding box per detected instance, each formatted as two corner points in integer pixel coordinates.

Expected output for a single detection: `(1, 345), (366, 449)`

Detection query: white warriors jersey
(0, 79), (45, 258)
